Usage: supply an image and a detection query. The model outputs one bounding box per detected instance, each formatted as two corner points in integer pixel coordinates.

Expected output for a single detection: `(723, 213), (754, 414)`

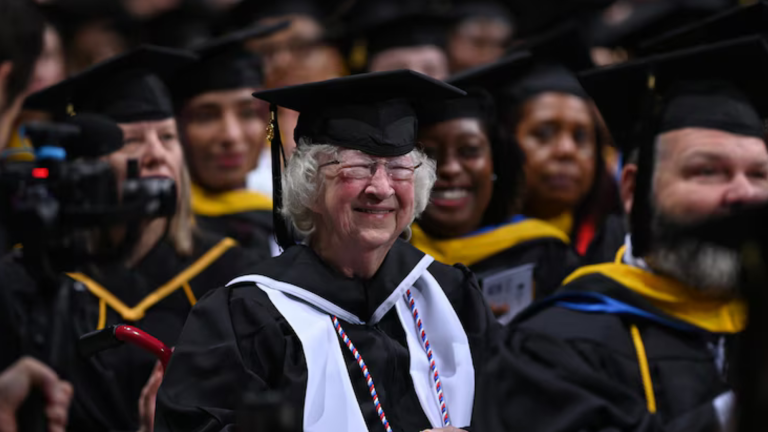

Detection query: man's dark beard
(645, 209), (741, 300)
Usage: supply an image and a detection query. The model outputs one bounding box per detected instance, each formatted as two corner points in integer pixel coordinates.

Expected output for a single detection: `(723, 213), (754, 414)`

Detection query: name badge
(479, 263), (535, 325)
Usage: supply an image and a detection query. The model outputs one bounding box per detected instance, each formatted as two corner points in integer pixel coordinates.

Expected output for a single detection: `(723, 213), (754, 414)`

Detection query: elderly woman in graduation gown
(155, 71), (499, 432)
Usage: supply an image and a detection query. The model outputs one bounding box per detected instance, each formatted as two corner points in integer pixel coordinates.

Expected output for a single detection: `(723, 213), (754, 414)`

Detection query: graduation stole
(410, 220), (569, 267)
(190, 182), (272, 217)
(67, 237), (236, 330)
(543, 211), (574, 239)
(563, 246), (746, 333)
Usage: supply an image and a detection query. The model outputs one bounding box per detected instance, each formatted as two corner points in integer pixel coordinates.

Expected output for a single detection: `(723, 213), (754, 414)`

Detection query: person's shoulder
(0, 251), (36, 292)
(512, 274), (632, 347)
(427, 257), (475, 285)
(196, 230), (266, 272)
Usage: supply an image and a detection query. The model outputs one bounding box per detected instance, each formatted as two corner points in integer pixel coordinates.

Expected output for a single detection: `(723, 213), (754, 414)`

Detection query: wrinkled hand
(0, 357), (73, 432)
(137, 361), (164, 432)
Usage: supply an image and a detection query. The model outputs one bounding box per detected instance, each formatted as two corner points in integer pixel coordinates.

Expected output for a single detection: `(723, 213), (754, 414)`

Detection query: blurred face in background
(67, 20), (129, 75)
(246, 15), (345, 89)
(246, 15), (345, 154)
(180, 88), (269, 192)
(419, 118), (494, 238)
(448, 17), (512, 73)
(514, 92), (597, 220)
(27, 25), (66, 94)
(369, 45), (449, 80)
(109, 118), (184, 199)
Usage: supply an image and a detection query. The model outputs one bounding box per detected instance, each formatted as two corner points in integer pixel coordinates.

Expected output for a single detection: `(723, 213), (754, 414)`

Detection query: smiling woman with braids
(155, 71), (499, 432)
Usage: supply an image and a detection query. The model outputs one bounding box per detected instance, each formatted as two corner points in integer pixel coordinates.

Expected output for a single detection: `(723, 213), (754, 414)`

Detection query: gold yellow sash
(191, 183), (272, 217)
(67, 237), (236, 329)
(562, 246), (746, 333)
(411, 220), (569, 267)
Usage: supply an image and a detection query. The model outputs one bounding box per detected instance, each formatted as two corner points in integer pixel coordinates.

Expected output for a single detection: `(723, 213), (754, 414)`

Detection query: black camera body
(0, 119), (176, 273)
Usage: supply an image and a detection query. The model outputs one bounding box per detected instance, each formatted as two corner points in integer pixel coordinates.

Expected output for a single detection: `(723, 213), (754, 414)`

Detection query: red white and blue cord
(405, 288), (451, 427)
(332, 315), (393, 432)
(331, 290), (451, 430)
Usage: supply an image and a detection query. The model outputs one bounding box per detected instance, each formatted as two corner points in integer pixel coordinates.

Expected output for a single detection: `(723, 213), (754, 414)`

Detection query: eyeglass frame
(319, 158), (423, 181)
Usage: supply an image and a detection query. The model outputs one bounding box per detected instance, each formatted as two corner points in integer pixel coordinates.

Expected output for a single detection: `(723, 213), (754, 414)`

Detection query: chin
(355, 229), (399, 250)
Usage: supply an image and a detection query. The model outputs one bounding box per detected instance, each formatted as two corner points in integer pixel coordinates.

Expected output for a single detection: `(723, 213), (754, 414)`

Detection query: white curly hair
(281, 138), (436, 239)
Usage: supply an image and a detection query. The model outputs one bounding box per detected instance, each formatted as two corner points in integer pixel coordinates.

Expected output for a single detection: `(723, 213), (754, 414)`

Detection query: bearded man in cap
(479, 37), (768, 432)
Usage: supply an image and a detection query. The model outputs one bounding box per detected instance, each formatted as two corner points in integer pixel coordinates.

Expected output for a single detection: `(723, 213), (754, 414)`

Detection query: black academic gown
(411, 220), (580, 322)
(477, 267), (736, 432)
(155, 239), (499, 432)
(195, 211), (273, 255)
(0, 231), (261, 432)
(191, 184), (274, 257)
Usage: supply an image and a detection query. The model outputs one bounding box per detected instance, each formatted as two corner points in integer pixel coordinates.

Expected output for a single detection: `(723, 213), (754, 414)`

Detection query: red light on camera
(31, 168), (49, 179)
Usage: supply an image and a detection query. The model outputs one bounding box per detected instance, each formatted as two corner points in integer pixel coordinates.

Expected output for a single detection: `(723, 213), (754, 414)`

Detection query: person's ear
(620, 163), (637, 215)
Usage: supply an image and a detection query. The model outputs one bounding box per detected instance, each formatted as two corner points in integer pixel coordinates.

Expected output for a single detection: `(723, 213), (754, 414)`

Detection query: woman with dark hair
(412, 87), (579, 323)
(450, 52), (623, 260)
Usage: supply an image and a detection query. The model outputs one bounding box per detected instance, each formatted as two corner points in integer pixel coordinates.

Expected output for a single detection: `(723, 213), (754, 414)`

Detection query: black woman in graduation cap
(477, 37), (768, 432)
(171, 22), (289, 257)
(411, 78), (580, 324)
(155, 70), (499, 432)
(0, 45), (262, 432)
(449, 31), (622, 261)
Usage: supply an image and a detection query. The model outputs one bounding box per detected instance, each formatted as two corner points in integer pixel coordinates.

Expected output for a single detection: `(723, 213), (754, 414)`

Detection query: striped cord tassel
(405, 289), (451, 427)
(332, 315), (393, 432)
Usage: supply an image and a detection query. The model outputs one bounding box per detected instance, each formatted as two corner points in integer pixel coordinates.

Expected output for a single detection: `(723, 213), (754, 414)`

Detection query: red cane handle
(114, 325), (173, 370)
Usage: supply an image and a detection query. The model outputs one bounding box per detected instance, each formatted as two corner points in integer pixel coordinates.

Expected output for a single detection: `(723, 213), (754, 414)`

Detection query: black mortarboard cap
(220, 0), (338, 32)
(579, 36), (768, 153)
(24, 45), (196, 123)
(254, 69), (466, 156)
(588, 0), (734, 53)
(449, 50), (588, 113)
(451, 0), (513, 23)
(415, 88), (496, 127)
(363, 12), (452, 60)
(508, 0), (616, 37)
(171, 21), (290, 105)
(512, 20), (595, 72)
(253, 70), (466, 249)
(579, 37), (768, 257)
(638, 0), (768, 55)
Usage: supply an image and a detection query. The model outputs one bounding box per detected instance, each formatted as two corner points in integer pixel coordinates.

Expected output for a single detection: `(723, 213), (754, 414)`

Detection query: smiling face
(179, 88), (269, 192)
(310, 149), (417, 251)
(418, 118), (494, 238)
(106, 118), (184, 198)
(515, 92), (597, 219)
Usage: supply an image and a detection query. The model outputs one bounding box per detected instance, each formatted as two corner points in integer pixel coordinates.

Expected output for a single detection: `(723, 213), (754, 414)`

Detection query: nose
(364, 164), (395, 200)
(437, 152), (461, 180)
(221, 110), (244, 147)
(723, 174), (768, 207)
(551, 133), (578, 159)
(140, 131), (168, 173)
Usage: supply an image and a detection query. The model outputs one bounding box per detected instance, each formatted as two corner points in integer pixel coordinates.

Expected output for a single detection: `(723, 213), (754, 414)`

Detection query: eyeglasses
(320, 159), (422, 181)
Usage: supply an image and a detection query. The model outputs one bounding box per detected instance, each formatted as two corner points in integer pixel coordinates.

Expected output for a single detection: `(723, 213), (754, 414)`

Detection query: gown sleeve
(476, 325), (720, 432)
(154, 285), (307, 432)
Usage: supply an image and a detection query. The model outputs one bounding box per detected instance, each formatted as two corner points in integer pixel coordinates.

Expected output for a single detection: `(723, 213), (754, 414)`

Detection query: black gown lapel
(252, 239), (426, 322)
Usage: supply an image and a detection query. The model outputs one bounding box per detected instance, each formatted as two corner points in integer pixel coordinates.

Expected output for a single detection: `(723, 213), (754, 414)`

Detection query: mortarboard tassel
(269, 104), (294, 250)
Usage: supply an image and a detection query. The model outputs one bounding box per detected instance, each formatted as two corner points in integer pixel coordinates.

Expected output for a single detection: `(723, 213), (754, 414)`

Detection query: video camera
(0, 115), (177, 275)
